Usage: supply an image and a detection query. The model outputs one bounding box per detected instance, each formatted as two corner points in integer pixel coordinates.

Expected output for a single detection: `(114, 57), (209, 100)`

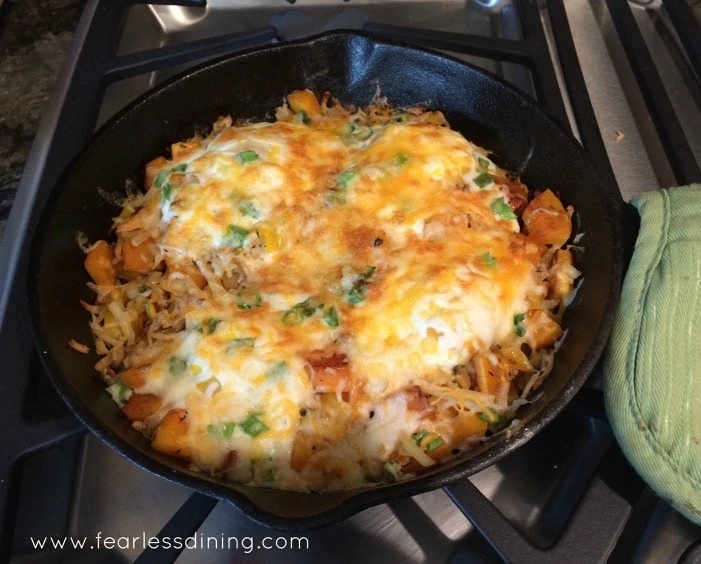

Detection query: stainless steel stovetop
(5, 1), (701, 562)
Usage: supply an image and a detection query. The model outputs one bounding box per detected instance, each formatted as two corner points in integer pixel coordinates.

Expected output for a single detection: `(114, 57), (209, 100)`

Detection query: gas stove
(2, 1), (701, 562)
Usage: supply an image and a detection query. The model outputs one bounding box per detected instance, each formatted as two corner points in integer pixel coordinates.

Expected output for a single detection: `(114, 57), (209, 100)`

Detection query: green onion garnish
(227, 338), (256, 353)
(106, 380), (131, 404)
(223, 422), (235, 438)
(238, 200), (260, 219)
(338, 170), (358, 189)
(412, 430), (428, 445)
(346, 286), (366, 305)
(345, 267), (375, 305)
(299, 298), (321, 317)
(282, 298), (322, 325)
(477, 157), (490, 171)
(296, 110), (311, 125)
(323, 306), (339, 328)
(360, 266), (376, 279)
(168, 357), (187, 376)
(240, 414), (268, 437)
(237, 150), (259, 164)
(483, 252), (497, 268)
(208, 422), (236, 438)
(267, 362), (288, 379)
(341, 123), (373, 144)
(161, 182), (173, 202)
(203, 318), (221, 335)
(281, 308), (304, 326)
(480, 408), (506, 424)
(236, 292), (262, 310)
(426, 437), (444, 452)
(513, 312), (526, 337)
(395, 154), (410, 166)
(154, 170), (168, 188)
(491, 197), (517, 220)
(225, 225), (249, 249)
(474, 172), (493, 189)
(171, 163), (187, 172)
(391, 113), (409, 124)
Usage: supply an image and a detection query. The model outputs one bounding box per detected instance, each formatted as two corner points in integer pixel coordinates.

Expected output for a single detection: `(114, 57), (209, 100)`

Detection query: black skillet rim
(27, 29), (624, 530)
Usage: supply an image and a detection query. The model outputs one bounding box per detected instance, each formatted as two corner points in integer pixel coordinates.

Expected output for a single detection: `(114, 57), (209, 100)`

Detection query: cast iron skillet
(28, 31), (625, 529)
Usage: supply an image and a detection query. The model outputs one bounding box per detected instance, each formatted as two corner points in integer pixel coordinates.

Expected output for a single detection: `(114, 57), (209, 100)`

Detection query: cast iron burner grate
(1, 0), (700, 562)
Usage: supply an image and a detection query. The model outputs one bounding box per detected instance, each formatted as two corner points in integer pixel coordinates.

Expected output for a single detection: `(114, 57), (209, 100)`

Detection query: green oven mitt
(605, 185), (701, 524)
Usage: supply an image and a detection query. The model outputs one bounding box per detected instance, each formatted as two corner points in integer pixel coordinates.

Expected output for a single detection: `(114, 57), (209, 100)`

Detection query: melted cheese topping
(88, 96), (577, 491)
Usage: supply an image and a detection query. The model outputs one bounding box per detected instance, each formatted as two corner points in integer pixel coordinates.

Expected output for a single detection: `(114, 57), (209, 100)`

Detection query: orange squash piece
(526, 309), (564, 349)
(472, 352), (501, 395)
(121, 237), (155, 274)
(144, 156), (168, 188)
(522, 189), (572, 247)
(84, 240), (116, 286)
(287, 89), (322, 117)
(166, 257), (207, 289)
(120, 365), (147, 389)
(151, 409), (191, 460)
(122, 393), (161, 422)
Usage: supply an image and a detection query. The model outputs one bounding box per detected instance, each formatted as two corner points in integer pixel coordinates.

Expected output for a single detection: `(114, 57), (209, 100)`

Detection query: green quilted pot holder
(605, 185), (701, 524)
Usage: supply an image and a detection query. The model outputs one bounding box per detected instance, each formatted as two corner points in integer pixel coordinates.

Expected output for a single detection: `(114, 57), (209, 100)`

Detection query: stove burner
(1, 0), (700, 561)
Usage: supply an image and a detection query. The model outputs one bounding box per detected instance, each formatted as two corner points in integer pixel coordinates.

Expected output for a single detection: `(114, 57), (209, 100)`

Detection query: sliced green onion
(281, 308), (304, 326)
(223, 422), (236, 438)
(208, 422), (236, 438)
(483, 251), (497, 268)
(106, 380), (131, 404)
(236, 291), (262, 310)
(225, 225), (249, 249)
(477, 157), (490, 171)
(480, 408), (506, 424)
(227, 338), (256, 353)
(360, 266), (376, 279)
(282, 298), (322, 325)
(267, 361), (288, 379)
(168, 357), (187, 376)
(426, 437), (444, 452)
(171, 163), (187, 172)
(240, 414), (268, 437)
(203, 318), (221, 335)
(384, 461), (402, 482)
(296, 110), (311, 125)
(491, 197), (517, 220)
(391, 113), (409, 124)
(346, 286), (366, 305)
(395, 154), (410, 166)
(161, 182), (173, 202)
(154, 170), (168, 188)
(341, 123), (373, 144)
(474, 172), (493, 189)
(237, 150), (259, 164)
(513, 312), (526, 337)
(327, 190), (347, 205)
(412, 429), (428, 445)
(238, 200), (260, 219)
(338, 170), (358, 189)
(299, 298), (321, 317)
(323, 306), (339, 328)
